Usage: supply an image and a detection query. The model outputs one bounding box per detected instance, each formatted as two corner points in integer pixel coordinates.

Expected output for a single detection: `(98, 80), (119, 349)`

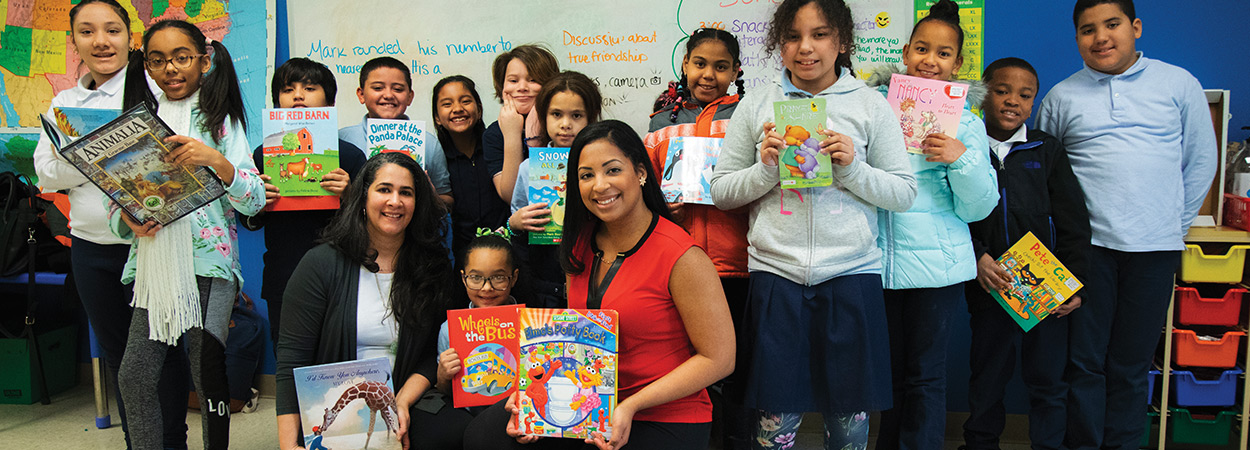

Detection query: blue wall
(258, 1), (1249, 414)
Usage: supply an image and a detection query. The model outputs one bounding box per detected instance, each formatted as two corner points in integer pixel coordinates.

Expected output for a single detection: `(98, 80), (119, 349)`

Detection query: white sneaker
(241, 388), (260, 413)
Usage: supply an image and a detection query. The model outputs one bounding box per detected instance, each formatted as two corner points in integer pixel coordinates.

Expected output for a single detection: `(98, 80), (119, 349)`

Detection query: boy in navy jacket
(962, 57), (1091, 450)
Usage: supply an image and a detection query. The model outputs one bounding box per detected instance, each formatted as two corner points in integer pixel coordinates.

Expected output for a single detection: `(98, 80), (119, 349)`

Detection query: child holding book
(339, 56), (454, 207)
(507, 71), (602, 308)
(240, 57), (367, 347)
(871, 2), (998, 449)
(709, 0), (916, 447)
(1034, 1), (1216, 448)
(113, 19), (266, 450)
(962, 57), (1090, 450)
(643, 26), (752, 450)
(32, 1), (190, 447)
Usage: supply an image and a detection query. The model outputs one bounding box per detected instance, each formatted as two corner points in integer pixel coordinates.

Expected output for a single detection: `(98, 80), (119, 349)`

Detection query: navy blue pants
(72, 237), (190, 450)
(1064, 246), (1180, 450)
(963, 304), (1068, 450)
(462, 398), (710, 450)
(877, 284), (962, 450)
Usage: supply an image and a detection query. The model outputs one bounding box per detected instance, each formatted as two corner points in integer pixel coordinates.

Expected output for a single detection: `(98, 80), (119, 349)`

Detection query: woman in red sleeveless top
(463, 120), (735, 450)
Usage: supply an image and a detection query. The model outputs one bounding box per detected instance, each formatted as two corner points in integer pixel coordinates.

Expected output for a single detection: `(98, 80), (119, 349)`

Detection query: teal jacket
(875, 85), (998, 289)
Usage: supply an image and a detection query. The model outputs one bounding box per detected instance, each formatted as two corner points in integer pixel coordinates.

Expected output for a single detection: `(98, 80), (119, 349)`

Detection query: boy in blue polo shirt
(1034, 1), (1216, 449)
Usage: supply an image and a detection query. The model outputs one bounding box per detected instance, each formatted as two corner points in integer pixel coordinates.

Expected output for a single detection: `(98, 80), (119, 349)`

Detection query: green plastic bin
(1168, 408), (1236, 446)
(0, 325), (78, 404)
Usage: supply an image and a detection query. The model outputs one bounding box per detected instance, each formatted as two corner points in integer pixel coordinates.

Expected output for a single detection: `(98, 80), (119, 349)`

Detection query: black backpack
(1, 172), (70, 277)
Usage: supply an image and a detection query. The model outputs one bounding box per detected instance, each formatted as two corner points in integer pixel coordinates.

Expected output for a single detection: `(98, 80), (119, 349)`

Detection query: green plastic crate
(0, 325), (78, 404)
(1168, 408), (1237, 446)
(1140, 411), (1159, 447)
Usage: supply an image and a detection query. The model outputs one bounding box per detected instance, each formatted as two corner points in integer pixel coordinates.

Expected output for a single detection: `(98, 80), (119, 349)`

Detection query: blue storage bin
(1173, 368), (1243, 407)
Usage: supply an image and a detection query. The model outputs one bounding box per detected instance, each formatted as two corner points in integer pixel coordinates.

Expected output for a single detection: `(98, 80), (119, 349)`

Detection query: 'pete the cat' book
(447, 304), (523, 407)
(527, 148), (570, 245)
(517, 308), (618, 440)
(261, 107), (340, 211)
(773, 98), (832, 188)
(886, 73), (966, 155)
(991, 232), (1083, 332)
(292, 357), (400, 450)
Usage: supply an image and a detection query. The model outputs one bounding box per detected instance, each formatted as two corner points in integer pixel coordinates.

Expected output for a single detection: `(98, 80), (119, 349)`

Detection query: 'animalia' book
(659, 136), (723, 205)
(527, 148), (569, 245)
(518, 308), (618, 440)
(886, 73), (966, 155)
(991, 232), (1083, 332)
(46, 107), (120, 141)
(365, 119), (427, 168)
(42, 103), (224, 226)
(261, 107), (340, 211)
(773, 98), (832, 188)
(447, 304), (523, 407)
(292, 357), (400, 450)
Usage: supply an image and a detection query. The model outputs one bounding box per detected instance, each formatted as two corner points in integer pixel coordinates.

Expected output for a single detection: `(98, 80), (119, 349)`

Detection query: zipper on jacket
(883, 210), (893, 287)
(1049, 216), (1056, 249)
(1000, 187), (1010, 248)
(806, 187), (814, 284)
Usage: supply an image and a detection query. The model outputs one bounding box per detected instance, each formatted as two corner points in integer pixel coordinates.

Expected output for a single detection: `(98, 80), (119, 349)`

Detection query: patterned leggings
(753, 410), (870, 450)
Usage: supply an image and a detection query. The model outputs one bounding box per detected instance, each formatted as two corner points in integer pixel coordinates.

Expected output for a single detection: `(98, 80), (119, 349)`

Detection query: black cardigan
(966, 129), (1092, 312)
(275, 243), (441, 415)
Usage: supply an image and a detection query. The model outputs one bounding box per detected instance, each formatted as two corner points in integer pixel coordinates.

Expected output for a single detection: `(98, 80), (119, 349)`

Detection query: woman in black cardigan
(275, 152), (462, 450)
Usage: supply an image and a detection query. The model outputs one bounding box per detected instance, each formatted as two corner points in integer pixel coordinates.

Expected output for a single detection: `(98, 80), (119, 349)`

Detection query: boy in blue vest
(1034, 1), (1216, 449)
(963, 57), (1090, 450)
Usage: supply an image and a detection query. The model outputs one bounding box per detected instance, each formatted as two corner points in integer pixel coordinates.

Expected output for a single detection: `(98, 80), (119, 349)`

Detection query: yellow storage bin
(1179, 245), (1250, 283)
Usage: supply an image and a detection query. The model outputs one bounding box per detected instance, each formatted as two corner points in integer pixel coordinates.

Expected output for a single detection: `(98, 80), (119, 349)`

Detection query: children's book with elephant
(774, 97), (832, 188)
(261, 107), (341, 211)
(42, 103), (224, 226)
(293, 357), (401, 450)
(516, 308), (618, 440)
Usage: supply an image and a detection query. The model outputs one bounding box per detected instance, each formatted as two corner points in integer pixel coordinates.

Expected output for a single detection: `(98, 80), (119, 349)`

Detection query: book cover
(990, 232), (1084, 332)
(292, 357), (400, 450)
(447, 304), (524, 408)
(517, 308), (618, 440)
(261, 107), (340, 211)
(365, 119), (427, 169)
(50, 106), (120, 138)
(527, 148), (569, 245)
(44, 103), (224, 226)
(659, 136), (723, 205)
(885, 73), (966, 155)
(774, 98), (832, 188)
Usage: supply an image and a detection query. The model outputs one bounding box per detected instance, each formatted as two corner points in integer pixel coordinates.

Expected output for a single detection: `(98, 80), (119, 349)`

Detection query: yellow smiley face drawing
(876, 12), (890, 28)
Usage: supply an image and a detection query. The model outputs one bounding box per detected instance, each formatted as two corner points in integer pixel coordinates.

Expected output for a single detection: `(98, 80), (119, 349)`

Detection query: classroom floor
(0, 382), (1031, 449)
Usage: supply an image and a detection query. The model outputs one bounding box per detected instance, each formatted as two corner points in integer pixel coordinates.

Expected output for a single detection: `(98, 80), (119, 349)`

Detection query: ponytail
(122, 49), (157, 112)
(735, 68), (746, 99)
(199, 39), (247, 144)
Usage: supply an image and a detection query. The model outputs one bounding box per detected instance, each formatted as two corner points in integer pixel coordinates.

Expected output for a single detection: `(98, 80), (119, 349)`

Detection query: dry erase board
(286, 0), (912, 135)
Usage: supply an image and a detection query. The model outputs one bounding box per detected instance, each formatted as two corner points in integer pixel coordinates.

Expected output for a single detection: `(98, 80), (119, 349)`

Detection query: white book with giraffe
(293, 357), (401, 450)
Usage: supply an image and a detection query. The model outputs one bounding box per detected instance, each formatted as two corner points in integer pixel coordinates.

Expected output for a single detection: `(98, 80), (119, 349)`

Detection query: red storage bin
(1223, 193), (1250, 231)
(1171, 329), (1245, 368)
(1174, 286), (1246, 326)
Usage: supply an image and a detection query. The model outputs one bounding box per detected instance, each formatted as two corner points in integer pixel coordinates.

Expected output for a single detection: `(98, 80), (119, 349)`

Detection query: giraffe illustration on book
(320, 376), (398, 449)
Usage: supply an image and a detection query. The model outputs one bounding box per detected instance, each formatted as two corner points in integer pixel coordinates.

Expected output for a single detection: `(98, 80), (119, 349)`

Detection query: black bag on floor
(1, 172), (70, 277)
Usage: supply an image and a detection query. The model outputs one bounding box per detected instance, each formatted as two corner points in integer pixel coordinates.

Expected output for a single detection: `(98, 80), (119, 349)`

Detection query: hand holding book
(919, 132), (967, 164)
(816, 128), (854, 167)
(164, 135), (236, 184)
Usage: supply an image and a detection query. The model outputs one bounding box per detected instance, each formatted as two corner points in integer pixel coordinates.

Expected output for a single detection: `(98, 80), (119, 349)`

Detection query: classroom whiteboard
(286, 0), (912, 136)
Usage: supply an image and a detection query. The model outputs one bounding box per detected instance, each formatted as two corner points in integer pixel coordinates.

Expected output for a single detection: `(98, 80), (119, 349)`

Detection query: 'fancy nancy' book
(518, 308), (618, 440)
(659, 136), (723, 205)
(527, 148), (569, 245)
(365, 118), (428, 168)
(447, 304), (523, 408)
(991, 232), (1083, 332)
(774, 98), (832, 188)
(261, 107), (340, 211)
(44, 103), (224, 226)
(886, 73), (966, 155)
(292, 357), (400, 450)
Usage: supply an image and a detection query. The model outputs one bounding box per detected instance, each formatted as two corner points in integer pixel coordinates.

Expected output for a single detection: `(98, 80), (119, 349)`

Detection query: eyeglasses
(463, 274), (513, 290)
(145, 54), (205, 70)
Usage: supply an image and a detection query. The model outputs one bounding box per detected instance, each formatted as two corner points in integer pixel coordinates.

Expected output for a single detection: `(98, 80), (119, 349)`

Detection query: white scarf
(132, 91), (202, 344)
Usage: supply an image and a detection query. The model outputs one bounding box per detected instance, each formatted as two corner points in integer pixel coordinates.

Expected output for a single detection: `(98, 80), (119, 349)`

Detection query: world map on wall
(0, 0), (267, 180)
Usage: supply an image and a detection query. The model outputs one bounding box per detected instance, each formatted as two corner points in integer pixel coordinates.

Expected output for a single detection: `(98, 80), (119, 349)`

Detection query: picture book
(991, 232), (1084, 332)
(447, 304), (524, 408)
(48, 107), (120, 140)
(773, 98), (832, 188)
(365, 119), (427, 168)
(659, 136), (723, 205)
(518, 308), (618, 440)
(43, 103), (224, 226)
(293, 357), (400, 450)
(261, 107), (340, 211)
(886, 73), (966, 155)
(527, 148), (569, 245)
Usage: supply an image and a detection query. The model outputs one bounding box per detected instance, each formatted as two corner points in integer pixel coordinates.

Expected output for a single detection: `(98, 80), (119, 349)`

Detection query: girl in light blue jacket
(872, 2), (998, 450)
